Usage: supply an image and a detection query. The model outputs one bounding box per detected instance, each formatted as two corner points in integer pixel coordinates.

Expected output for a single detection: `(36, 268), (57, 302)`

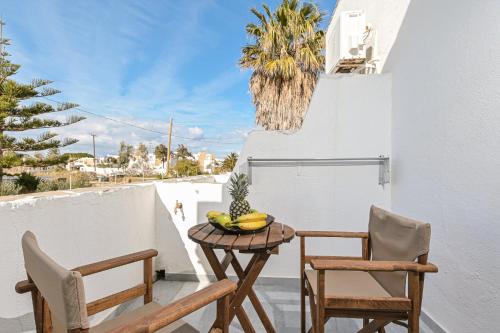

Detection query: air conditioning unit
(326, 10), (368, 74)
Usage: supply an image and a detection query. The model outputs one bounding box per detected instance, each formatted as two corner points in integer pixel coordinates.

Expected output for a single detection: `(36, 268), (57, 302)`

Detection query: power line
(41, 97), (244, 145)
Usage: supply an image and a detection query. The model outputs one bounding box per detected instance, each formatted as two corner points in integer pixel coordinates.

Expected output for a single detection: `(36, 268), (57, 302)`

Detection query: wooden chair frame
(297, 231), (438, 333)
(16, 249), (237, 333)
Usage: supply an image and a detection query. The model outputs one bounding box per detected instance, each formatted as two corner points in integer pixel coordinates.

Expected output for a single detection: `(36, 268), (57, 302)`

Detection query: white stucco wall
(384, 0), (500, 331)
(0, 180), (227, 325)
(206, 74), (393, 278)
(326, 0), (410, 73)
(0, 185), (156, 324)
(154, 181), (224, 279)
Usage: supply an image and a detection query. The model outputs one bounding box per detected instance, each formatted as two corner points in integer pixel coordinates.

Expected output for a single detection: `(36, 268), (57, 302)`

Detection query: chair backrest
(368, 206), (431, 297)
(22, 231), (89, 332)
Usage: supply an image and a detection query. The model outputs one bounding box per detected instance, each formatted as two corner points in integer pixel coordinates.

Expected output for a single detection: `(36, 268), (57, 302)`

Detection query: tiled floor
(113, 279), (435, 333)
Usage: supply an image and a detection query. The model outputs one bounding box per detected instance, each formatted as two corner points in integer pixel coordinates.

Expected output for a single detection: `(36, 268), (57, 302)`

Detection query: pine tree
(0, 20), (84, 183)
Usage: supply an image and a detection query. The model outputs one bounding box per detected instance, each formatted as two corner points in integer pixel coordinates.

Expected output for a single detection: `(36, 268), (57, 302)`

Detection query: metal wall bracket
(244, 156), (390, 186)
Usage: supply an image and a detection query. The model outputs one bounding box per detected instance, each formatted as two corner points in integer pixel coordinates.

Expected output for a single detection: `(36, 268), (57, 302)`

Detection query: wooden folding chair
(15, 231), (236, 333)
(297, 206), (438, 333)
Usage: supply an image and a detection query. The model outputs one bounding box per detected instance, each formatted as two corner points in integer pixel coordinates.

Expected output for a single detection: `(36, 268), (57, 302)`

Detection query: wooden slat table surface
(188, 222), (294, 251)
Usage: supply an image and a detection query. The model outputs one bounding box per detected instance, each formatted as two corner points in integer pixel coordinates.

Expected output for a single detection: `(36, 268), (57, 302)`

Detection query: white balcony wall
(0, 185), (156, 325)
(214, 74), (393, 278)
(0, 180), (228, 325)
(385, 0), (500, 331)
(154, 181), (224, 278)
(325, 0), (410, 73)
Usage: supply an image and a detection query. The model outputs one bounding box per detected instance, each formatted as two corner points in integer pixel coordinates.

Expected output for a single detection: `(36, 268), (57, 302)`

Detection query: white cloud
(187, 127), (204, 140)
(3, 0), (254, 157)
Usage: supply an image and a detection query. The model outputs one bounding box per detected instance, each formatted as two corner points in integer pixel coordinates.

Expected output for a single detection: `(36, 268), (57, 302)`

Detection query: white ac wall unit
(326, 10), (367, 74)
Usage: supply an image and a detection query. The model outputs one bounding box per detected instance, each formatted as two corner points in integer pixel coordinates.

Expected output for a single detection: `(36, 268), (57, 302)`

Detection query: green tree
(154, 144), (168, 168)
(174, 144), (193, 160)
(118, 141), (133, 170)
(0, 20), (84, 183)
(134, 142), (149, 178)
(174, 159), (200, 177)
(62, 152), (93, 160)
(222, 152), (238, 172)
(240, 0), (325, 130)
(14, 172), (41, 194)
(135, 143), (148, 162)
(172, 144), (197, 177)
(44, 147), (65, 165)
(105, 156), (118, 165)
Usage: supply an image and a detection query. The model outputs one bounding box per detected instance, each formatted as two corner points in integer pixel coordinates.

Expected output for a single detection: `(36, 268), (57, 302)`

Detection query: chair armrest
(73, 249), (158, 276)
(15, 249), (159, 295)
(107, 279), (237, 333)
(310, 259), (438, 273)
(296, 230), (369, 238)
(15, 280), (35, 294)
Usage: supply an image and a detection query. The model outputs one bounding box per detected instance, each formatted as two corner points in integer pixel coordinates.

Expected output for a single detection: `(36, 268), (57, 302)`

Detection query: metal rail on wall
(242, 156), (390, 186)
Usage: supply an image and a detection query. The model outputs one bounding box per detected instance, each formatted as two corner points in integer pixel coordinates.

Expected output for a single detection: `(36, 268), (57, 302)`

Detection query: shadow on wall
(154, 189), (196, 275)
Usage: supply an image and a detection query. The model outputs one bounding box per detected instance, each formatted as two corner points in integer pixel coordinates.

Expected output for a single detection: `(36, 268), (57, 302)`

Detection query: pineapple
(229, 173), (251, 220)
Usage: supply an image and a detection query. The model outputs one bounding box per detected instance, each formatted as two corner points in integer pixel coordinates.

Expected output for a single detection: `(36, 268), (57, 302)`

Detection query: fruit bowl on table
(209, 215), (275, 235)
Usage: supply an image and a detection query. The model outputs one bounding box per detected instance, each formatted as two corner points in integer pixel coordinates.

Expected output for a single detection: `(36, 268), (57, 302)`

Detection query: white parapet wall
(0, 184), (157, 326)
(0, 180), (227, 327)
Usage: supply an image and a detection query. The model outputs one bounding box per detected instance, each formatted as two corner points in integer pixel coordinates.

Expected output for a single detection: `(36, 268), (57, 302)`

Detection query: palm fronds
(240, 0), (325, 130)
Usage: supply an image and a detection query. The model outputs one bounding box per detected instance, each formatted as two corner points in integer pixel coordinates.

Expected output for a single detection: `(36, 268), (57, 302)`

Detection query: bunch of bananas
(206, 211), (269, 231)
(233, 212), (268, 230)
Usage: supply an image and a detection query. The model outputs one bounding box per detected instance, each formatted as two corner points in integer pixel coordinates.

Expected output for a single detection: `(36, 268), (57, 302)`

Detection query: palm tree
(240, 0), (325, 131)
(154, 144), (168, 168)
(222, 152), (238, 172)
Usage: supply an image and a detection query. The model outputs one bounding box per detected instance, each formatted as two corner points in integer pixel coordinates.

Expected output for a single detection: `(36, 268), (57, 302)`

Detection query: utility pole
(91, 133), (97, 173)
(166, 117), (173, 177)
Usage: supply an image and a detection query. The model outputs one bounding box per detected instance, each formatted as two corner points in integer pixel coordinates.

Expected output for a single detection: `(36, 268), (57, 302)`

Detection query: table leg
(228, 251), (270, 323)
(201, 245), (257, 333)
(227, 250), (276, 333)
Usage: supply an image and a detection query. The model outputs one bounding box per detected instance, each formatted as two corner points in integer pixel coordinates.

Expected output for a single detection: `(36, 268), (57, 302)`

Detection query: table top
(188, 222), (295, 251)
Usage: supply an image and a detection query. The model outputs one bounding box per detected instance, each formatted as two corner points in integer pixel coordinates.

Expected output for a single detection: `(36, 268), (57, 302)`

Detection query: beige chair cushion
(22, 231), (89, 331)
(368, 206), (431, 297)
(90, 302), (198, 333)
(305, 270), (390, 298)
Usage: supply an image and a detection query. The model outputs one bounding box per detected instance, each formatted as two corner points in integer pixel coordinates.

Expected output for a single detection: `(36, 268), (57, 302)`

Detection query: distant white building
(193, 151), (216, 174)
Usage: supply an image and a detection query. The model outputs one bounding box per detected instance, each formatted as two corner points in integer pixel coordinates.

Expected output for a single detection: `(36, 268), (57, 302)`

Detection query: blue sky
(2, 0), (336, 158)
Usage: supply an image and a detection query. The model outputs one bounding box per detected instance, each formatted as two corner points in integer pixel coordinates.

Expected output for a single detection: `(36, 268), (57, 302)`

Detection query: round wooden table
(188, 222), (295, 333)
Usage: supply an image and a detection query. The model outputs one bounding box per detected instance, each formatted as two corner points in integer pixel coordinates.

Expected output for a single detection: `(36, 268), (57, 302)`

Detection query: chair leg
(363, 318), (369, 327)
(316, 270), (325, 333)
(316, 312), (325, 333)
(408, 310), (419, 333)
(215, 293), (230, 333)
(300, 236), (306, 333)
(408, 272), (420, 333)
(306, 280), (317, 333)
(301, 274), (306, 333)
